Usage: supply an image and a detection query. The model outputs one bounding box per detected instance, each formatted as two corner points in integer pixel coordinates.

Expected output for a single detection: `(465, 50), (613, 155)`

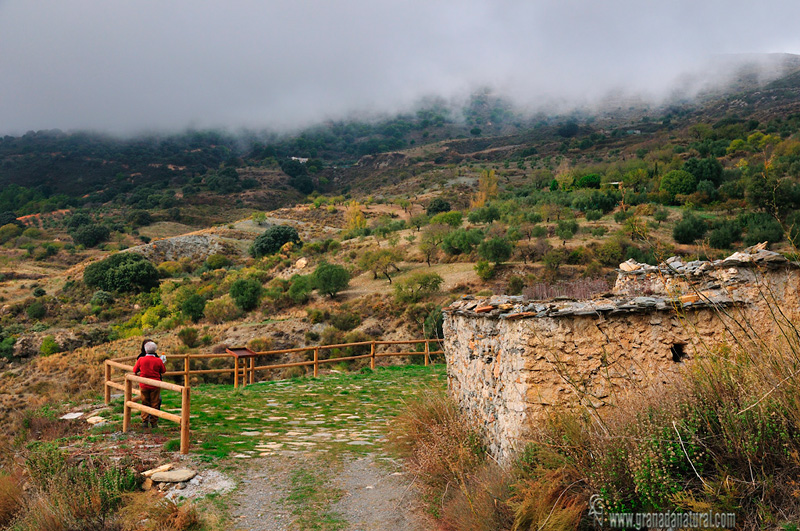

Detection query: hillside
(3, 55), (800, 529)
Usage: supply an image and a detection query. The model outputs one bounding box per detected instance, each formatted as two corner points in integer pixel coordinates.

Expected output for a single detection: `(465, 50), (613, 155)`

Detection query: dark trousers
(140, 387), (161, 424)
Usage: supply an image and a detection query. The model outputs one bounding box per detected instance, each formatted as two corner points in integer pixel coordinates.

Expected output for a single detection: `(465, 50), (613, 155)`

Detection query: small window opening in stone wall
(670, 343), (687, 362)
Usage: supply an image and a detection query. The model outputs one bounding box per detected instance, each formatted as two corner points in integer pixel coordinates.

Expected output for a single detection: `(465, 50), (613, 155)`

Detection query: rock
(60, 412), (83, 420)
(86, 416), (106, 425)
(618, 259), (641, 272)
(142, 478), (153, 491)
(151, 469), (197, 483)
(295, 257), (308, 269)
(143, 464), (173, 477)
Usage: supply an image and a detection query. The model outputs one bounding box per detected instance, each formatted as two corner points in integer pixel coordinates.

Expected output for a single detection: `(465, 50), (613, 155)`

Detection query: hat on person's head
(144, 341), (158, 354)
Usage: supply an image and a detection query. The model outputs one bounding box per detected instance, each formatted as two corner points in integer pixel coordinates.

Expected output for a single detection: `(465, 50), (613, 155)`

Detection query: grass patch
(286, 467), (346, 531)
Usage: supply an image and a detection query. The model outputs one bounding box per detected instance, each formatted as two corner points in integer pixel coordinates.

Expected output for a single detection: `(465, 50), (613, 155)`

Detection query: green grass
(106, 364), (446, 462)
(286, 467), (346, 531)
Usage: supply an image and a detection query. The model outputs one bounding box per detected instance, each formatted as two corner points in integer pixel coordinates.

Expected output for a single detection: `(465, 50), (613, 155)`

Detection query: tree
(358, 248), (404, 283)
(181, 294), (206, 323)
(441, 228), (483, 255)
(251, 225), (302, 257)
(426, 198), (451, 216)
(673, 212), (707, 244)
(471, 169), (498, 208)
(393, 272), (444, 303)
(71, 224), (110, 247)
(229, 278), (263, 311)
(312, 262), (350, 298)
(429, 211), (462, 228)
(660, 170), (697, 202)
(478, 237), (514, 265)
(287, 274), (314, 303)
(345, 200), (367, 230)
(84, 253), (159, 293)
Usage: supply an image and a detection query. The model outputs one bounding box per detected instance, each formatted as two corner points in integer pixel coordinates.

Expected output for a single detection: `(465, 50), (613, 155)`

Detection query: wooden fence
(122, 374), (191, 454)
(104, 338), (443, 455)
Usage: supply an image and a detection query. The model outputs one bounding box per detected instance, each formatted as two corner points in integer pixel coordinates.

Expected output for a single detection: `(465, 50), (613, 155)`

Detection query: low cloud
(2, 0), (800, 135)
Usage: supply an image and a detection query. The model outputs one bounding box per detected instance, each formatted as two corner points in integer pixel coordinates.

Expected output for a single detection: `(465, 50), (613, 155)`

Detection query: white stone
(151, 469), (197, 483)
(60, 412), (83, 420)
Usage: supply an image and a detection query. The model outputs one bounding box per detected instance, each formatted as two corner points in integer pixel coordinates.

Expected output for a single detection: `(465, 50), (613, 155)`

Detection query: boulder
(151, 469), (197, 483)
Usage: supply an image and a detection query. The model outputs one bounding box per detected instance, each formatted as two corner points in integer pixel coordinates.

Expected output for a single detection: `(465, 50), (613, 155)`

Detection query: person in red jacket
(132, 341), (166, 428)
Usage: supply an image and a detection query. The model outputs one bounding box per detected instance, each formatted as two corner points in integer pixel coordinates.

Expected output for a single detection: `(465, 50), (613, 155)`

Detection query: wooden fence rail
(122, 374), (191, 454)
(104, 338), (443, 402)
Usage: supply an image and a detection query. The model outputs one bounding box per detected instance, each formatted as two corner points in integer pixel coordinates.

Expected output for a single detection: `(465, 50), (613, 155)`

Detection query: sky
(2, 0), (800, 135)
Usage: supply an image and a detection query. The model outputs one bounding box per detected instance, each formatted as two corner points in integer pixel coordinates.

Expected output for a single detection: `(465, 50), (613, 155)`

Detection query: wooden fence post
(234, 357), (239, 389)
(180, 387), (191, 455)
(424, 340), (430, 366)
(370, 341), (375, 370)
(313, 348), (319, 378)
(184, 355), (190, 387)
(249, 357), (255, 385)
(104, 361), (111, 404)
(122, 377), (132, 433)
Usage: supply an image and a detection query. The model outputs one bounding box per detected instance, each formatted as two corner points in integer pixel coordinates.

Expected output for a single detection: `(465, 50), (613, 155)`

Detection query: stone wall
(443, 244), (800, 460)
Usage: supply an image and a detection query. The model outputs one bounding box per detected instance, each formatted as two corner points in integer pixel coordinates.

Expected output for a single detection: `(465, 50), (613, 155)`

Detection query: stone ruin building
(442, 244), (800, 460)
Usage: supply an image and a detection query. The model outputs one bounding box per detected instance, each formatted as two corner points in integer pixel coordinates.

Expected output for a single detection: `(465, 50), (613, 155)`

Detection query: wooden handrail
(104, 338), (445, 397)
(122, 374), (190, 454)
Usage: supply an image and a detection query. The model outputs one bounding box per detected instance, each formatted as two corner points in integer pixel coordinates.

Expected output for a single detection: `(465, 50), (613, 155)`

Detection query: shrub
(71, 224), (110, 247)
(250, 225), (302, 257)
(229, 278), (263, 311)
(32, 287), (45, 297)
(426, 197), (451, 216)
(478, 237), (514, 264)
(442, 228), (483, 255)
(287, 274), (314, 303)
(26, 301), (45, 320)
(428, 211), (463, 227)
(204, 295), (242, 324)
(393, 272), (444, 303)
(177, 328), (199, 348)
(743, 213), (784, 246)
(83, 253), (159, 293)
(474, 260), (495, 281)
(585, 209), (603, 221)
(204, 253), (232, 269)
(39, 336), (60, 356)
(507, 276), (525, 295)
(312, 262), (350, 298)
(468, 204), (501, 224)
(90, 290), (114, 306)
(673, 212), (707, 244)
(181, 294), (206, 322)
(659, 169), (697, 201)
(708, 219), (742, 249)
(329, 311), (361, 331)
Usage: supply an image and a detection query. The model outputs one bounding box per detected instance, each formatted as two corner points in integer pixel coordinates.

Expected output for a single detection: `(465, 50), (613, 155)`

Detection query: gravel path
(330, 454), (428, 531)
(229, 453), (428, 531)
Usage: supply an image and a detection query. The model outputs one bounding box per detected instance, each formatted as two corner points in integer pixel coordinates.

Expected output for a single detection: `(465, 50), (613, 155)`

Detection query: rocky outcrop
(126, 234), (232, 263)
(443, 245), (800, 460)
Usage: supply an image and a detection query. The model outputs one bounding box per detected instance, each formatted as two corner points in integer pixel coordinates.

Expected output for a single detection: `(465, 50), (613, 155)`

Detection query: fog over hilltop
(2, 0), (800, 135)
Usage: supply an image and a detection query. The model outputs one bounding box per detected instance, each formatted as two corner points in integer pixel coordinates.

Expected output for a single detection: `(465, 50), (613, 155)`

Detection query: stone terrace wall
(443, 245), (800, 461)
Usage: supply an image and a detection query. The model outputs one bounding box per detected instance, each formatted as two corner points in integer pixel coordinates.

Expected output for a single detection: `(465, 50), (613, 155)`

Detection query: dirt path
(229, 452), (428, 531)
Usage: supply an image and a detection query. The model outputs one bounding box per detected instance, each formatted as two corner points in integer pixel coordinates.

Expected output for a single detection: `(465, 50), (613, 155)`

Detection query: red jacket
(132, 354), (166, 390)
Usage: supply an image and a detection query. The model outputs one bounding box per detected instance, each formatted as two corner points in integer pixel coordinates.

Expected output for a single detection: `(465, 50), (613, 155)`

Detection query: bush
(90, 290), (114, 306)
(442, 228), (483, 255)
(229, 278), (263, 311)
(312, 262), (350, 298)
(26, 301), (45, 320)
(660, 169), (697, 201)
(204, 295), (243, 324)
(478, 237), (513, 264)
(507, 276), (525, 295)
(32, 287), (45, 297)
(673, 212), (707, 244)
(180, 294), (206, 322)
(329, 311), (361, 331)
(83, 253), (159, 293)
(393, 272), (444, 303)
(428, 211), (462, 227)
(426, 197), (451, 216)
(708, 219), (742, 249)
(177, 328), (199, 348)
(71, 224), (110, 247)
(474, 260), (495, 281)
(205, 253), (232, 269)
(250, 225), (302, 257)
(287, 274), (313, 303)
(585, 209), (603, 221)
(743, 213), (784, 246)
(468, 205), (501, 224)
(39, 336), (60, 356)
